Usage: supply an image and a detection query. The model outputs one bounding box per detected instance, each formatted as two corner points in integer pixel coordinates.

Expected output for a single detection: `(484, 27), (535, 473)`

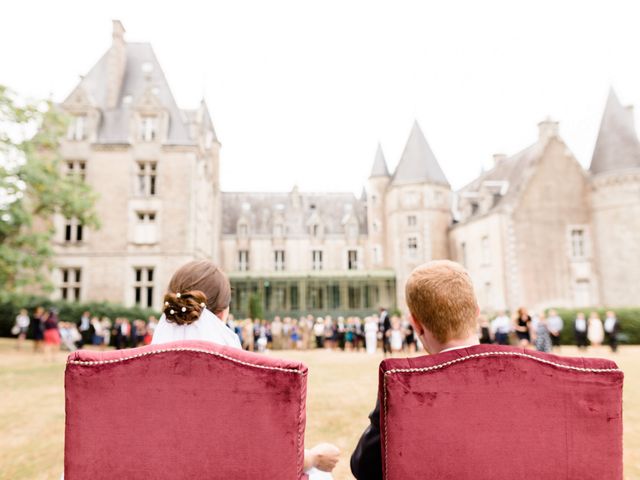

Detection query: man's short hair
(405, 260), (479, 343)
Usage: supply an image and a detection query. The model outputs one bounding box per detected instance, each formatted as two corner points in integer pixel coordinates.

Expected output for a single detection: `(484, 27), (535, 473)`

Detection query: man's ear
(409, 312), (424, 336)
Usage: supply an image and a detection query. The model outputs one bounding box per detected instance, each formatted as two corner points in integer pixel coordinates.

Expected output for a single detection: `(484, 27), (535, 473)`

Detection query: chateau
(53, 21), (640, 317)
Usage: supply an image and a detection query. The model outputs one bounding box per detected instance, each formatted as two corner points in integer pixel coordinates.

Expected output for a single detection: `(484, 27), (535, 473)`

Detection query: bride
(153, 260), (339, 478)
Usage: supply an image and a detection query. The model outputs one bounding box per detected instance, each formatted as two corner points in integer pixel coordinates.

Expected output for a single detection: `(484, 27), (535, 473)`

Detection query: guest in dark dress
(478, 315), (492, 344)
(31, 306), (45, 353)
(514, 307), (532, 347)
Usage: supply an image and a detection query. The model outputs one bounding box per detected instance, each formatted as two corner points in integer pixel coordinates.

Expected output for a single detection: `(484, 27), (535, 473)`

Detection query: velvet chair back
(380, 344), (623, 480)
(65, 340), (308, 479)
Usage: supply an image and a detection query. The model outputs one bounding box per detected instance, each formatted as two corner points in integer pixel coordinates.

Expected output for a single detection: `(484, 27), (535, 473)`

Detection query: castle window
(238, 250), (250, 271)
(471, 202), (479, 216)
(481, 236), (491, 266)
(347, 249), (359, 270)
(274, 250), (285, 271)
(60, 268), (81, 301)
(312, 250), (323, 270)
(460, 242), (467, 267)
(140, 116), (158, 142)
(67, 115), (86, 141)
(134, 211), (158, 244)
(407, 215), (417, 227)
(137, 161), (157, 196)
(310, 224), (320, 237)
(64, 218), (83, 243)
(65, 160), (86, 180)
(570, 229), (585, 258)
(483, 282), (492, 307)
(407, 237), (418, 257)
(574, 279), (591, 307)
(134, 267), (154, 308)
(372, 245), (382, 264)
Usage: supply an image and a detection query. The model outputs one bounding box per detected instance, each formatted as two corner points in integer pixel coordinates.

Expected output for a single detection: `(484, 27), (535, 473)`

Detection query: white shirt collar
(439, 344), (476, 354)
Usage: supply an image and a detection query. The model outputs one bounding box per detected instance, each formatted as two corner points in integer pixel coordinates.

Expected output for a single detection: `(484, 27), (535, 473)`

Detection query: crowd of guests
(225, 309), (420, 355)
(11, 305), (622, 356)
(477, 308), (621, 353)
(10, 308), (160, 359)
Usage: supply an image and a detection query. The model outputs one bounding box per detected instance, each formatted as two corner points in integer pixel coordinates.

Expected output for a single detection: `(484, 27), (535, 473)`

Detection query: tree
(0, 85), (99, 293)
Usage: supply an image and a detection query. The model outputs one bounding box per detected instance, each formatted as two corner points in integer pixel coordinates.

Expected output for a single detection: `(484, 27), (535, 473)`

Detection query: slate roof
(222, 191), (367, 235)
(370, 143), (390, 177)
(65, 42), (197, 145)
(456, 141), (546, 217)
(391, 121), (449, 186)
(590, 88), (640, 174)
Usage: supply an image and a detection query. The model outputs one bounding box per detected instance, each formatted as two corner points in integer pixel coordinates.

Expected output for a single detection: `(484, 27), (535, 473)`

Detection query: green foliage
(554, 307), (640, 345)
(0, 293), (158, 337)
(0, 85), (99, 292)
(248, 292), (264, 320)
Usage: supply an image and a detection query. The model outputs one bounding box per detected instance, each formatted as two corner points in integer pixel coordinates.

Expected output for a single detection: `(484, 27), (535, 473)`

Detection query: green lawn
(1, 340), (638, 479)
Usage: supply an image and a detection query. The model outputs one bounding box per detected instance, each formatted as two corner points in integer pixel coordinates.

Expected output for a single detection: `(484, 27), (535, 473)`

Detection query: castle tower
(590, 88), (640, 306)
(385, 121), (452, 311)
(53, 21), (220, 310)
(366, 144), (391, 270)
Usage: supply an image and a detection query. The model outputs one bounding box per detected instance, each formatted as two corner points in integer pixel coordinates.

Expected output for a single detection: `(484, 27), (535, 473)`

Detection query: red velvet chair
(379, 344), (623, 480)
(65, 340), (308, 479)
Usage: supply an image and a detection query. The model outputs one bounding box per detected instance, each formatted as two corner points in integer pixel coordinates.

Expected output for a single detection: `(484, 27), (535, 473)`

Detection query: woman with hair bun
(151, 259), (340, 477)
(151, 260), (241, 348)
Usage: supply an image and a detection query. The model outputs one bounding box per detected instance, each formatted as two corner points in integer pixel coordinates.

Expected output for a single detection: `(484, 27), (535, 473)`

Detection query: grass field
(1, 339), (638, 479)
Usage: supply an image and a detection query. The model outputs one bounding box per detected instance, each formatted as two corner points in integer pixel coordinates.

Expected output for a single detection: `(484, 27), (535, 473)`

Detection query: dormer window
(67, 115), (86, 141)
(310, 224), (320, 237)
(205, 131), (214, 149)
(140, 116), (157, 142)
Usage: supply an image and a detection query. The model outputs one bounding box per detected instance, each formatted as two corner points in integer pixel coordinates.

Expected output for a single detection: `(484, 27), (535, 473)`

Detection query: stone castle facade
(52, 21), (640, 317)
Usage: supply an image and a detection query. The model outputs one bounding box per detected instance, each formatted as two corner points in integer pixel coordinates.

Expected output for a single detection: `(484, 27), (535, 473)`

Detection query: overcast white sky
(1, 0), (639, 192)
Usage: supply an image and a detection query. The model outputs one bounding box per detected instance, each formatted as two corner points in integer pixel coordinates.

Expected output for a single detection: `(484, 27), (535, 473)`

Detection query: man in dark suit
(351, 261), (480, 480)
(604, 311), (620, 353)
(379, 307), (392, 357)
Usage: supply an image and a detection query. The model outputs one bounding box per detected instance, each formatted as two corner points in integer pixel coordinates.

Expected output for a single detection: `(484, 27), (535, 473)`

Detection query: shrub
(0, 293), (159, 338)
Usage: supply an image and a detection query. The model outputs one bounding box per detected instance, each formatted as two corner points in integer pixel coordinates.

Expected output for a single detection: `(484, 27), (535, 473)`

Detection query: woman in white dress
(364, 317), (379, 354)
(587, 312), (604, 347)
(152, 260), (340, 478)
(390, 317), (404, 353)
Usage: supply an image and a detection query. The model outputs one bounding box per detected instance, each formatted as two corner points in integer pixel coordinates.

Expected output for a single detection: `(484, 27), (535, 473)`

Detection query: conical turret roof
(391, 121), (449, 186)
(369, 143), (390, 177)
(590, 88), (640, 174)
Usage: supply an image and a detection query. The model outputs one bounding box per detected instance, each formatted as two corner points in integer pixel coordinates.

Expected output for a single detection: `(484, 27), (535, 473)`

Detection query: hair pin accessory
(176, 292), (181, 298)
(169, 309), (175, 315)
(200, 302), (205, 308)
(181, 307), (187, 313)
(164, 301), (169, 307)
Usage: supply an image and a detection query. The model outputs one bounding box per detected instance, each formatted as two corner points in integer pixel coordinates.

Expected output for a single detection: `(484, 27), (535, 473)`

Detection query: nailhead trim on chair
(68, 347), (306, 375)
(382, 350), (621, 480)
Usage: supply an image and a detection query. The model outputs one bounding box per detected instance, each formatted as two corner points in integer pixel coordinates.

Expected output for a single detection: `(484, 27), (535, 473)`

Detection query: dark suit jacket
(350, 398), (382, 480)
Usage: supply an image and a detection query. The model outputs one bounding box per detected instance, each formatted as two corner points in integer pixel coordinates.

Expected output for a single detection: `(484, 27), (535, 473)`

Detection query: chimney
(106, 20), (127, 109)
(492, 153), (507, 167)
(537, 117), (559, 142)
